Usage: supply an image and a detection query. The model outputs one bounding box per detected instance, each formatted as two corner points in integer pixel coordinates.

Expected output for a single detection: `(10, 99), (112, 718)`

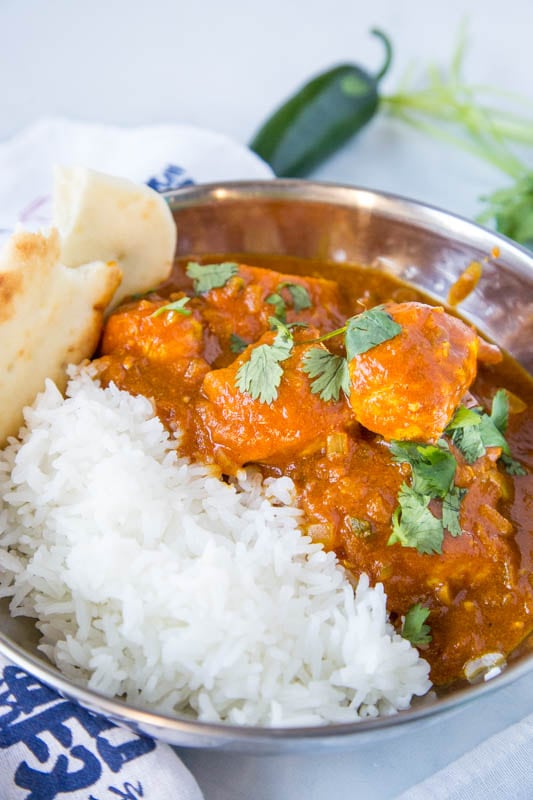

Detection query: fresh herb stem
(301, 325), (347, 346)
(382, 25), (533, 187)
(386, 102), (525, 179)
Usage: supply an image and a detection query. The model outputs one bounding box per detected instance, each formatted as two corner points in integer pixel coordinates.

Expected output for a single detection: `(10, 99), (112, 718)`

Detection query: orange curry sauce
(94, 255), (533, 686)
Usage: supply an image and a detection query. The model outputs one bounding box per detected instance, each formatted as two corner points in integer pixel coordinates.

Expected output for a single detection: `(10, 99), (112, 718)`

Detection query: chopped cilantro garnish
(150, 297), (191, 317)
(388, 484), (445, 555)
(446, 390), (526, 475)
(448, 422), (486, 463)
(266, 282), (312, 321)
(186, 261), (239, 294)
(390, 441), (457, 499)
(477, 413), (510, 451)
(230, 333), (249, 354)
(235, 317), (293, 404)
(233, 305), (401, 406)
(500, 453), (527, 476)
(389, 441), (465, 554)
(402, 603), (432, 646)
(301, 348), (350, 402)
(265, 292), (286, 321)
(442, 486), (467, 537)
(279, 282), (312, 311)
(490, 388), (509, 433)
(445, 405), (482, 432)
(345, 306), (402, 359)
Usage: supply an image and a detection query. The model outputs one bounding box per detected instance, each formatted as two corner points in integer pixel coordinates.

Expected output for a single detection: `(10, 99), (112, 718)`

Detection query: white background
(2, 1), (533, 798)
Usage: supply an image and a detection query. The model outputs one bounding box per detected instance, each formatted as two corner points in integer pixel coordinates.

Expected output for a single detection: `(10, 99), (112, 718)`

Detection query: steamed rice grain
(0, 371), (430, 726)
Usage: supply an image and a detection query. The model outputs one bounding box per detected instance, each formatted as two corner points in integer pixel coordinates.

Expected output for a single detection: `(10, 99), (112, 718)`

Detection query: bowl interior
(1, 179), (532, 751)
(171, 180), (533, 373)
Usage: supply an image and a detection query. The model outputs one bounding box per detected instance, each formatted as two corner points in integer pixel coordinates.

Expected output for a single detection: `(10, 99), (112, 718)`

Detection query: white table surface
(2, 1), (532, 797)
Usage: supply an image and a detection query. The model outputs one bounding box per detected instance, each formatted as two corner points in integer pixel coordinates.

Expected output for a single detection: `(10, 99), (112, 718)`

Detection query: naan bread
(53, 166), (177, 308)
(0, 229), (121, 444)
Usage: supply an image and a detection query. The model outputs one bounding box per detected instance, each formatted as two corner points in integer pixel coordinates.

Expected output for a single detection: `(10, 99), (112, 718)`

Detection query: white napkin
(0, 117), (272, 800)
(396, 711), (533, 800)
(0, 116), (272, 244)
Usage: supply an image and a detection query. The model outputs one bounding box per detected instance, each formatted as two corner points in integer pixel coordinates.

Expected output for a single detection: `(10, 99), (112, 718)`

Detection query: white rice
(0, 371), (430, 726)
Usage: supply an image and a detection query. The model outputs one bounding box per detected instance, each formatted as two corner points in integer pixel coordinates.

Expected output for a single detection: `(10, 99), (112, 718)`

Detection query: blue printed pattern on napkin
(146, 164), (194, 192)
(0, 665), (156, 799)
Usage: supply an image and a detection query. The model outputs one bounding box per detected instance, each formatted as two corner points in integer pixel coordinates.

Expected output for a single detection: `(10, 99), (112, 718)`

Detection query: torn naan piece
(53, 166), (177, 308)
(0, 229), (121, 444)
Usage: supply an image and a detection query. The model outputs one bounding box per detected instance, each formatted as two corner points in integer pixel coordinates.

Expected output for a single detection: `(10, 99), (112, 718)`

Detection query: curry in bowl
(94, 252), (533, 689)
(0, 171), (531, 733)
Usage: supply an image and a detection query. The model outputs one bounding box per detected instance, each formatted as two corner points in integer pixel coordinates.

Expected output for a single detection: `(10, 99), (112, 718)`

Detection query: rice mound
(0, 372), (430, 726)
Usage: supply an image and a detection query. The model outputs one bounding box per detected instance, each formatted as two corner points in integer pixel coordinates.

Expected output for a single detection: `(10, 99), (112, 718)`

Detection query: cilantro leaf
(269, 316), (296, 341)
(442, 486), (466, 537)
(345, 307), (402, 359)
(278, 282), (312, 311)
(447, 392), (527, 478)
(477, 414), (510, 453)
(265, 292), (286, 321)
(500, 453), (527, 476)
(402, 604), (432, 646)
(391, 441), (457, 499)
(150, 297), (192, 317)
(301, 348), (350, 402)
(230, 333), (248, 354)
(266, 282), (312, 322)
(490, 389), (509, 433)
(448, 400), (510, 463)
(446, 405), (482, 432)
(235, 319), (293, 404)
(388, 484), (444, 555)
(236, 348), (285, 404)
(448, 422), (486, 464)
(186, 261), (239, 294)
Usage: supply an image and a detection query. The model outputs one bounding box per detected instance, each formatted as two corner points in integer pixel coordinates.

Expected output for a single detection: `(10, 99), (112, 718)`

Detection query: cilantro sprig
(266, 282), (312, 322)
(235, 318), (294, 404)
(388, 389), (526, 556)
(186, 261), (239, 294)
(150, 297), (192, 317)
(446, 389), (526, 475)
(389, 485), (448, 555)
(390, 441), (456, 498)
(300, 307), (401, 402)
(388, 441), (463, 554)
(233, 305), (402, 405)
(402, 603), (432, 646)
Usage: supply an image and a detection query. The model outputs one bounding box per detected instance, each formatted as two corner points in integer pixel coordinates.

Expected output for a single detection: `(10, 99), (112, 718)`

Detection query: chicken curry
(94, 254), (533, 686)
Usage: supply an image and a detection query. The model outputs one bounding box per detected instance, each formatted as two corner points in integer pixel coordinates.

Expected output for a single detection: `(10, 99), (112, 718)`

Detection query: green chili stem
(371, 29), (393, 82)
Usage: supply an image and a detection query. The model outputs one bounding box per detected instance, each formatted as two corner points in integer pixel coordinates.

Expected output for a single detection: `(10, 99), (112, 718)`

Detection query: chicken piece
(101, 296), (203, 363)
(348, 302), (479, 442)
(195, 331), (353, 470)
(196, 263), (346, 366)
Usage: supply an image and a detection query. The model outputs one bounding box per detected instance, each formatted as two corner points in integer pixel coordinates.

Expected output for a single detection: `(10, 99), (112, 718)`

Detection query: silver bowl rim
(0, 177), (532, 746)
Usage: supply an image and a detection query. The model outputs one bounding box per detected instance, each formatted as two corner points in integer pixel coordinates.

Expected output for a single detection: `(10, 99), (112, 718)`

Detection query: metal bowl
(1, 179), (532, 753)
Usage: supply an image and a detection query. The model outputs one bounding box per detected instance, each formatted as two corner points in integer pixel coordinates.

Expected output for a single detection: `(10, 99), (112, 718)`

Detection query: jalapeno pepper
(250, 30), (393, 178)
